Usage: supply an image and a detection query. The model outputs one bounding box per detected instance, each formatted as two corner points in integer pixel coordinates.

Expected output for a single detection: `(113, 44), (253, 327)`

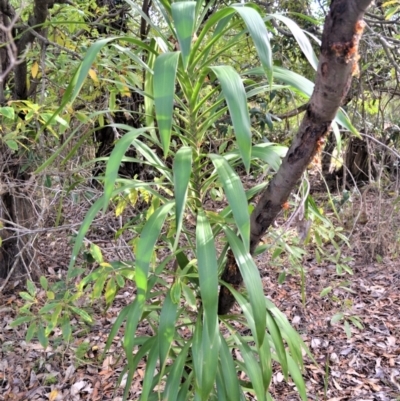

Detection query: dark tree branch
(275, 103), (308, 120)
(218, 0), (374, 315)
(13, 0), (69, 100)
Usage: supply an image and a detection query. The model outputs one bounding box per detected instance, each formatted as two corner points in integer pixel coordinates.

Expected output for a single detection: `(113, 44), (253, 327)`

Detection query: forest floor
(0, 186), (400, 401)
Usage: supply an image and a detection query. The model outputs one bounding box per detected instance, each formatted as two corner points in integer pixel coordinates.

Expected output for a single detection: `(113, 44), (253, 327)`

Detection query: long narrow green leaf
(120, 202), (173, 364)
(190, 8), (235, 69)
(154, 52), (180, 156)
(336, 108), (360, 137)
(145, 39), (157, 128)
(232, 4), (273, 84)
(224, 227), (266, 345)
(287, 354), (307, 401)
(67, 195), (105, 278)
(103, 125), (148, 211)
(172, 1), (196, 69)
(159, 290), (179, 369)
(131, 138), (172, 181)
(196, 210), (219, 337)
(200, 320), (220, 400)
(192, 318), (203, 393)
(177, 371), (193, 401)
(218, 335), (241, 401)
(210, 154), (250, 250)
(173, 146), (192, 249)
(235, 334), (266, 401)
(222, 285), (272, 391)
(41, 37), (156, 131)
(141, 341), (160, 400)
(265, 298), (310, 368)
(135, 202), (174, 305)
(248, 66), (359, 135)
(210, 66), (252, 172)
(163, 341), (191, 400)
(266, 310), (288, 379)
(270, 14), (318, 70)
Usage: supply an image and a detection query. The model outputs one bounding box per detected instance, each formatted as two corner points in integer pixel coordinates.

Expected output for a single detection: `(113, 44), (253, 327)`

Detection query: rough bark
(0, 0), (66, 280)
(218, 0), (374, 315)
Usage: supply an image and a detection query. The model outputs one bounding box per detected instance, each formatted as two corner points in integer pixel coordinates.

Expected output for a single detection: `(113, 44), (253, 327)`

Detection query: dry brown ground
(1, 189), (400, 401)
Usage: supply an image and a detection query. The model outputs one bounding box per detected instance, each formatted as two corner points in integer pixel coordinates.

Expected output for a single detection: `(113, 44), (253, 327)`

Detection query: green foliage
(12, 278), (92, 348)
(12, 0), (359, 399)
(45, 1), (320, 399)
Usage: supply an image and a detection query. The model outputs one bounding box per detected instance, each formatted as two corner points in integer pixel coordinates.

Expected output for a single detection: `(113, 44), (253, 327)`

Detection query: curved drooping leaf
(247, 66), (359, 135)
(234, 333), (266, 401)
(223, 227), (266, 345)
(154, 51), (180, 156)
(103, 125), (148, 211)
(172, 1), (196, 69)
(211, 66), (252, 172)
(232, 4), (273, 84)
(269, 14), (319, 70)
(210, 154), (250, 250)
(163, 341), (191, 400)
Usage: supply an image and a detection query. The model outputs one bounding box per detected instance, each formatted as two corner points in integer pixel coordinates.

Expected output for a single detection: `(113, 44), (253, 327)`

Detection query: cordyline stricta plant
(26, 0), (373, 399)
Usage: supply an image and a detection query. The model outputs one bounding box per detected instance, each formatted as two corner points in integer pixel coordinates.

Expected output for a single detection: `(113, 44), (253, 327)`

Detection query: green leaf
(103, 126), (148, 210)
(172, 1), (196, 69)
(105, 277), (117, 306)
(210, 66), (252, 172)
(90, 243), (103, 264)
(11, 315), (33, 327)
(154, 52), (180, 156)
(210, 154), (250, 250)
(164, 341), (191, 400)
(6, 140), (18, 151)
(37, 324), (48, 348)
(173, 146), (192, 248)
(61, 317), (72, 342)
(27, 280), (36, 297)
(320, 286), (332, 297)
(159, 290), (178, 369)
(69, 306), (93, 323)
(287, 354), (307, 401)
(331, 312), (344, 324)
(266, 311), (288, 379)
(224, 227), (266, 345)
(235, 334), (266, 401)
(39, 276), (48, 291)
(0, 106), (15, 119)
(251, 144), (287, 171)
(344, 319), (351, 339)
(120, 202), (174, 364)
(141, 341), (159, 399)
(270, 14), (318, 70)
(200, 321), (220, 400)
(232, 4), (273, 84)
(218, 335), (241, 401)
(196, 210), (219, 338)
(336, 108), (360, 137)
(26, 321), (37, 342)
(19, 292), (35, 302)
(182, 282), (197, 310)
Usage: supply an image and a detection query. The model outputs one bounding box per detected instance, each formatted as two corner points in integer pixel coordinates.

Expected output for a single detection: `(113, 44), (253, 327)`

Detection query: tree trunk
(218, 0), (374, 314)
(0, 0), (63, 280)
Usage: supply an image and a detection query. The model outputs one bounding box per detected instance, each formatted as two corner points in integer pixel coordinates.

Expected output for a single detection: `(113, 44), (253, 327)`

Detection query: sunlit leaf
(154, 52), (180, 156)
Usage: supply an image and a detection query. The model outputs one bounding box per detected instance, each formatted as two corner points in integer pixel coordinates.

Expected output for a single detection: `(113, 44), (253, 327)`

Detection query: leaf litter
(0, 189), (400, 400)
